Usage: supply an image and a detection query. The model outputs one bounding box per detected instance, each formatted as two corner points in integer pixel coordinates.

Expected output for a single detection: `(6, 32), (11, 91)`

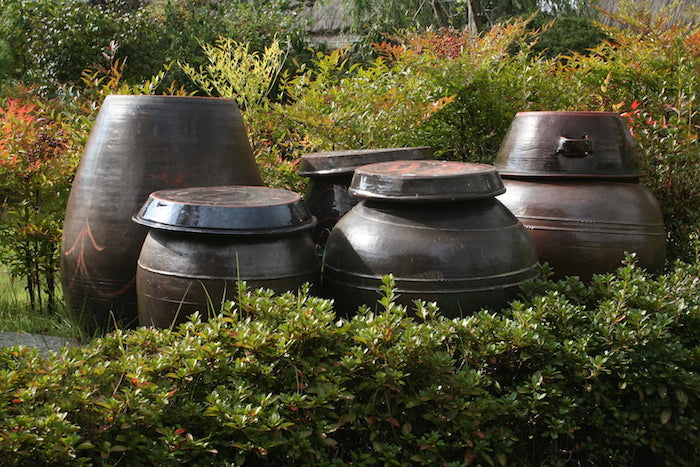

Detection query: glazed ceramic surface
(299, 147), (433, 249)
(60, 96), (262, 329)
(498, 179), (666, 279)
(323, 160), (538, 317)
(494, 111), (666, 278)
(494, 111), (644, 178)
(134, 186), (319, 328)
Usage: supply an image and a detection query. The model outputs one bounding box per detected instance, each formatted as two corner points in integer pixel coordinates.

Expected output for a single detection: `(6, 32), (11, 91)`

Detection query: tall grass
(0, 269), (88, 342)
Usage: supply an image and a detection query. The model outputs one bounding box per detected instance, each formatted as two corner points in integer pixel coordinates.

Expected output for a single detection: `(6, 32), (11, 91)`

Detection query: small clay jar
(134, 186), (320, 328)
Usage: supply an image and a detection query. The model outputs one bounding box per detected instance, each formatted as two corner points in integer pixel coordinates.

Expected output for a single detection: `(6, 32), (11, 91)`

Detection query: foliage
(620, 99), (699, 268)
(0, 0), (24, 81)
(0, 257), (698, 465)
(345, 0), (595, 37)
(180, 37), (287, 110)
(5, 0), (162, 92)
(0, 96), (85, 311)
(149, 0), (312, 93)
(78, 41), (191, 106)
(0, 270), (87, 342)
(335, 0), (601, 66)
(0, 0), (312, 95)
(528, 15), (610, 59)
(281, 48), (454, 151)
(244, 105), (310, 191)
(378, 20), (551, 161)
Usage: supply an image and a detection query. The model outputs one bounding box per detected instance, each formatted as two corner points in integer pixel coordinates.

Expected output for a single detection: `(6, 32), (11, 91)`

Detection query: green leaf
(660, 409), (672, 425)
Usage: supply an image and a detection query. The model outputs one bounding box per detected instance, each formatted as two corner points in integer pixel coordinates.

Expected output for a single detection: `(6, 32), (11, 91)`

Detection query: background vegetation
(0, 0), (697, 464)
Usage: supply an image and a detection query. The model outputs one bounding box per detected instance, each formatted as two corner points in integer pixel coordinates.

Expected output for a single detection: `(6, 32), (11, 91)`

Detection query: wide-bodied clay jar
(134, 186), (320, 329)
(61, 95), (262, 330)
(494, 111), (666, 279)
(322, 160), (539, 317)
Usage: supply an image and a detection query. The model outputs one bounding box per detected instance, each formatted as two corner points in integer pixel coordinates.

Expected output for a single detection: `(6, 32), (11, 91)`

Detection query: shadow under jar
(133, 186), (320, 329)
(494, 111), (666, 279)
(322, 160), (539, 318)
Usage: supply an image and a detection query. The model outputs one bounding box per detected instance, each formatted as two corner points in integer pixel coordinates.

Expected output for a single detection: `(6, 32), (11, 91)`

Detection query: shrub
(0, 0), (312, 95)
(149, 0), (312, 94)
(244, 105), (310, 191)
(180, 37), (287, 111)
(11, 0), (162, 92)
(379, 20), (552, 162)
(0, 257), (697, 465)
(620, 99), (700, 270)
(528, 15), (609, 59)
(0, 94), (85, 311)
(281, 47), (454, 152)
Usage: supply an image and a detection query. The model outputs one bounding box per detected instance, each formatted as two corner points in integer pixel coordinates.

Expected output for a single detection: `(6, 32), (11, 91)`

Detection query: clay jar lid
(133, 186), (316, 235)
(494, 111), (645, 178)
(298, 147), (433, 177)
(349, 160), (505, 202)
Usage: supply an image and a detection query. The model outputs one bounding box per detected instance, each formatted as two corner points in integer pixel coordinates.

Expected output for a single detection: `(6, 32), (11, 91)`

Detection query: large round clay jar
(322, 160), (539, 317)
(134, 186), (320, 329)
(60, 95), (262, 330)
(494, 111), (666, 279)
(497, 179), (666, 278)
(298, 147), (433, 250)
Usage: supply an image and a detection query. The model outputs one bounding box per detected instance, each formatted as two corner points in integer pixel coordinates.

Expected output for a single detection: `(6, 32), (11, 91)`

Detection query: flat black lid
(349, 160), (505, 201)
(133, 186), (315, 234)
(298, 147), (433, 176)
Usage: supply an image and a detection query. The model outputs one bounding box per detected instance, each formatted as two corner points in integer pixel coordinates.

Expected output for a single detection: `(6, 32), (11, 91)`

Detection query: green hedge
(1, 256), (698, 465)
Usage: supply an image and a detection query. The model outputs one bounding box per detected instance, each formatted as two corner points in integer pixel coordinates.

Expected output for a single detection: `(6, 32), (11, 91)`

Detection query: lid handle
(557, 136), (592, 158)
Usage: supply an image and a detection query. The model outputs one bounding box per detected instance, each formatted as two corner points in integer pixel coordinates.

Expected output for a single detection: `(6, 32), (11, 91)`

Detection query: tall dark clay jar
(60, 95), (262, 330)
(494, 111), (666, 279)
(298, 147), (433, 250)
(322, 160), (539, 317)
(134, 186), (320, 329)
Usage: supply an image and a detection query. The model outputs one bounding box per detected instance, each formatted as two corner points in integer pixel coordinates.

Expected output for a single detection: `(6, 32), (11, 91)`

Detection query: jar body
(303, 173), (357, 249)
(498, 179), (666, 279)
(299, 147), (433, 250)
(323, 199), (539, 317)
(60, 95), (262, 329)
(137, 230), (320, 328)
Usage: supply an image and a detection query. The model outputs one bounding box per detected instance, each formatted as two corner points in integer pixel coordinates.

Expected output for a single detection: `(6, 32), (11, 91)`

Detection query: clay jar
(133, 186), (320, 329)
(322, 160), (539, 317)
(60, 95), (262, 330)
(494, 111), (666, 279)
(298, 147), (433, 250)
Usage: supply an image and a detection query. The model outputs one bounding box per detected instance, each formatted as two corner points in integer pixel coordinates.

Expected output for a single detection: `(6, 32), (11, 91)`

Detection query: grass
(0, 269), (88, 343)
